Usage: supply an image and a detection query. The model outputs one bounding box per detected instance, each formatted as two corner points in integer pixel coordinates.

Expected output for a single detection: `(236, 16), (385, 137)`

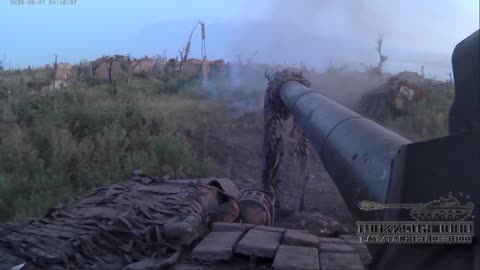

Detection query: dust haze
(234, 0), (470, 70)
(227, 0), (400, 109)
(222, 0), (470, 110)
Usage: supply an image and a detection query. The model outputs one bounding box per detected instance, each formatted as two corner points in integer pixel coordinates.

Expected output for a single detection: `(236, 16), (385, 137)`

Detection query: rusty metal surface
(238, 189), (275, 226)
(203, 178), (240, 199)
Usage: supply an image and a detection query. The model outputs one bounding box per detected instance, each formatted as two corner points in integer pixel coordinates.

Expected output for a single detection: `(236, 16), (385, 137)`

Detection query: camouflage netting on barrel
(0, 171), (229, 270)
(262, 69), (310, 209)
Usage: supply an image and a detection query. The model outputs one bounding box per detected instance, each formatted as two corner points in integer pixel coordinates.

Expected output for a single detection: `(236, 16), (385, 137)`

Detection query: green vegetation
(385, 84), (454, 140)
(0, 62), (455, 222)
(0, 76), (227, 221)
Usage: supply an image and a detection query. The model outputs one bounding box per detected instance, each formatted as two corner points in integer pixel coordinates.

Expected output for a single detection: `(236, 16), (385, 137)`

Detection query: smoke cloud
(231, 0), (478, 77)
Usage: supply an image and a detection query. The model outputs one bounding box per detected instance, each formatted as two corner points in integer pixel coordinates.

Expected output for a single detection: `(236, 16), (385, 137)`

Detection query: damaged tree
(107, 56), (114, 85)
(364, 34), (389, 78)
(0, 54), (5, 71)
(375, 34), (388, 74)
(127, 57), (141, 87)
(51, 54), (58, 90)
(178, 21), (207, 76)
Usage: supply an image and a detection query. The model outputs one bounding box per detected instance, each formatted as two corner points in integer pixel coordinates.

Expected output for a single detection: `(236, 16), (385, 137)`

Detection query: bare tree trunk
(52, 54), (58, 90)
(376, 34), (388, 72)
(0, 54), (5, 71)
(178, 49), (186, 75)
(28, 66), (36, 86)
(108, 58), (113, 85)
(127, 67), (132, 87)
(112, 80), (117, 96)
(202, 60), (209, 85)
(19, 69), (24, 88)
(127, 60), (141, 88)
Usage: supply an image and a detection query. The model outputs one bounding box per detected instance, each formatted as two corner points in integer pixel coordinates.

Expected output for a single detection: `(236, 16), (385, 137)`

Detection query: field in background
(0, 70), (260, 221)
(0, 63), (454, 221)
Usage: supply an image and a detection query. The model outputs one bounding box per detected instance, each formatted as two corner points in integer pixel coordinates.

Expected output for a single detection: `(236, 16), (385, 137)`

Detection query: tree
(28, 66), (36, 86)
(127, 58), (141, 87)
(376, 34), (388, 72)
(107, 56), (114, 85)
(178, 21), (206, 75)
(0, 54), (5, 71)
(365, 34), (389, 78)
(52, 54), (58, 89)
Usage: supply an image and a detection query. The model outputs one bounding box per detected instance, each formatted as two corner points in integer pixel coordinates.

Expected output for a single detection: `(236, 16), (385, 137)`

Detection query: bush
(150, 134), (193, 173)
(385, 87), (452, 139)
(0, 77), (225, 221)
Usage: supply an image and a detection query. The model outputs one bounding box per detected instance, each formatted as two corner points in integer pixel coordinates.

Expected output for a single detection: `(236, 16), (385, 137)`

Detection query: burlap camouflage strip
(262, 69), (310, 208)
(0, 171), (212, 270)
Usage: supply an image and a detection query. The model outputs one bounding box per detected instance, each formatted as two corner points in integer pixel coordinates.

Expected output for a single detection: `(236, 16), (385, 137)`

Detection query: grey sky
(0, 0), (478, 79)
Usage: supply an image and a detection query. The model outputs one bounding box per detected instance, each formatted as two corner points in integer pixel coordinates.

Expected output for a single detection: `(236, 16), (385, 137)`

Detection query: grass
(0, 63), (455, 222)
(385, 84), (454, 140)
(0, 75), (227, 221)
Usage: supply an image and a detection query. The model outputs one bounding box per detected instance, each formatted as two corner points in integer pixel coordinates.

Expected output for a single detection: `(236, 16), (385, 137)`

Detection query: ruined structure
(55, 63), (73, 81)
(177, 58), (226, 79)
(130, 58), (158, 75)
(90, 55), (128, 81)
(180, 58), (204, 75)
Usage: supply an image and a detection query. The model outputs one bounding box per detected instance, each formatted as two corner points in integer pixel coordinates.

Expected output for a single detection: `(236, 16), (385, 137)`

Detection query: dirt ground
(205, 72), (430, 234)
(209, 108), (356, 233)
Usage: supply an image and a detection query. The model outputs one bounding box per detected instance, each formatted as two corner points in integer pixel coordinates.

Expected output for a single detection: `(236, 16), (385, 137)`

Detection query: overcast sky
(0, 0), (478, 79)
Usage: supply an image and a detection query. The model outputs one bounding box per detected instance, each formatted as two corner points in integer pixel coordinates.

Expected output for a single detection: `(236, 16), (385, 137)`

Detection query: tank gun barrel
(277, 80), (410, 219)
(264, 29), (480, 270)
(266, 73), (480, 225)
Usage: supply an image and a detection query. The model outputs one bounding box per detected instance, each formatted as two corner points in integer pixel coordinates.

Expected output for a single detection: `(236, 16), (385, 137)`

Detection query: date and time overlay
(10, 0), (77, 6)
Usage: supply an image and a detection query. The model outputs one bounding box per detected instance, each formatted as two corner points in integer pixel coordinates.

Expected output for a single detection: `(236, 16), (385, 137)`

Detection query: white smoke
(231, 0), (478, 77)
